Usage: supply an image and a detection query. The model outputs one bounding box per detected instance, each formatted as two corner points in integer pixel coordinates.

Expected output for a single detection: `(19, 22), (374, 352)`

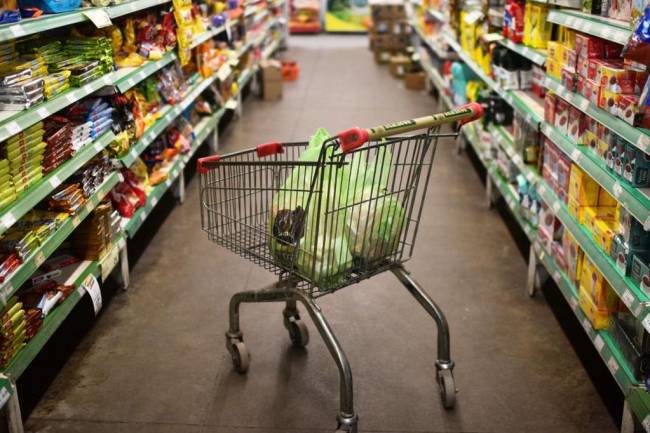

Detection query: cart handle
(197, 142), (286, 173)
(338, 102), (484, 153)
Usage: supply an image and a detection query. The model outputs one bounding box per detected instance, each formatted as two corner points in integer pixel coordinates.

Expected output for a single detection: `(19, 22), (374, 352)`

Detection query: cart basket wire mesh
(197, 104), (483, 296)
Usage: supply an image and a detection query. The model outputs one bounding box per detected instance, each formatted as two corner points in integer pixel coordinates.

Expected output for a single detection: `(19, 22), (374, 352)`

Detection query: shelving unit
(547, 9), (632, 45)
(411, 6), (650, 427)
(0, 0), (172, 43)
(545, 77), (650, 153)
(0, 131), (116, 235)
(541, 121), (650, 227)
(0, 0), (287, 430)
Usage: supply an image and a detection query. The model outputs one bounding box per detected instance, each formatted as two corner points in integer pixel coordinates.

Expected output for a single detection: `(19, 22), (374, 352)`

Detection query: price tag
(570, 149), (581, 162)
(217, 65), (232, 81)
(607, 356), (619, 374)
(225, 98), (238, 110)
(225, 20), (232, 41)
(0, 212), (16, 231)
(5, 122), (20, 136)
(37, 107), (50, 118)
(570, 296), (578, 310)
(72, 216), (81, 227)
(139, 212), (147, 222)
(582, 317), (592, 332)
(34, 251), (46, 267)
(151, 196), (158, 207)
(0, 386), (11, 408)
(622, 289), (634, 308)
(552, 201), (561, 214)
(8, 25), (26, 38)
(594, 334), (605, 352)
(100, 246), (120, 282)
(83, 9), (112, 28)
(49, 174), (62, 188)
(81, 274), (102, 315)
(637, 134), (650, 152)
(642, 314), (650, 334)
(612, 181), (623, 198)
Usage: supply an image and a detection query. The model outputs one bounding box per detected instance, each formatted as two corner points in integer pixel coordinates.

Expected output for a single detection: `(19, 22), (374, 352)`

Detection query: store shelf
(497, 39), (546, 67)
(119, 67), (226, 167)
(444, 34), (544, 128)
(0, 73), (115, 143)
(487, 164), (536, 241)
(0, 0), (171, 43)
(536, 179), (650, 334)
(421, 56), (452, 108)
(412, 23), (456, 60)
(261, 38), (280, 60)
(547, 9), (631, 45)
(541, 121), (650, 229)
(628, 388), (650, 429)
(0, 172), (121, 308)
(427, 8), (447, 23)
(112, 52), (178, 93)
(190, 23), (228, 49)
(534, 241), (639, 394)
(546, 77), (650, 154)
(492, 125), (540, 184)
(0, 131), (116, 236)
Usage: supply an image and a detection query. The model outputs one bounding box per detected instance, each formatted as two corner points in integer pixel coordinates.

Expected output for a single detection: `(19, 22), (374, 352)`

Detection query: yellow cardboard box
(568, 165), (599, 206)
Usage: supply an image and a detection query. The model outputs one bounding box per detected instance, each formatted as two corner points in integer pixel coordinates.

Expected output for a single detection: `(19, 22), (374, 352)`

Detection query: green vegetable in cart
(343, 146), (406, 262)
(268, 128), (354, 288)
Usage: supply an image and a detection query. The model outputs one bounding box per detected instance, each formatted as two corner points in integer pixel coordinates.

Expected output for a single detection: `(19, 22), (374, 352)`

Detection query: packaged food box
(599, 88), (621, 115)
(563, 229), (584, 284)
(569, 164), (600, 205)
(578, 286), (612, 329)
(622, 144), (650, 187)
(555, 98), (570, 132)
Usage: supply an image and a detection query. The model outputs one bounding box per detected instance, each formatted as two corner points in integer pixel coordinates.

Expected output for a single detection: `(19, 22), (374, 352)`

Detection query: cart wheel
(288, 320), (309, 348)
(229, 341), (250, 374)
(437, 369), (456, 409)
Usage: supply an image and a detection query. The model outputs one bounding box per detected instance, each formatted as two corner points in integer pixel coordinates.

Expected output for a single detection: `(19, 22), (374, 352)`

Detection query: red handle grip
(256, 142), (284, 157)
(457, 102), (484, 125)
(337, 127), (369, 153)
(197, 155), (221, 174)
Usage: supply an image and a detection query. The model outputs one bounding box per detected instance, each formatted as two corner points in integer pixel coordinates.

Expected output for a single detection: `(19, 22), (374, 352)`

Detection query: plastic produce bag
(344, 146), (406, 263)
(268, 128), (353, 288)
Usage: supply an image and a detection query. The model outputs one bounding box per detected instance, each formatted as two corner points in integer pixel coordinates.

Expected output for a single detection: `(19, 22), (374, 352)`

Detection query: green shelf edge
(443, 34), (543, 128)
(488, 164), (537, 241)
(0, 172), (121, 308)
(545, 76), (650, 154)
(628, 388), (650, 430)
(535, 241), (639, 394)
(0, 0), (172, 43)
(462, 123), (537, 240)
(547, 9), (631, 45)
(0, 130), (116, 236)
(497, 39), (546, 67)
(541, 121), (650, 230)
(427, 8), (447, 23)
(536, 179), (650, 334)
(114, 52), (177, 93)
(492, 125), (541, 184)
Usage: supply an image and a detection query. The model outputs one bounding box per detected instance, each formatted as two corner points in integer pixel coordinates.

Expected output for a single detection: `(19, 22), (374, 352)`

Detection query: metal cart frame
(197, 103), (483, 433)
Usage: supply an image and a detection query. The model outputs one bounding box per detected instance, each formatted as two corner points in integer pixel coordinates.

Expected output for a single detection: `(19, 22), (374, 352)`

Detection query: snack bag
(268, 128), (353, 288)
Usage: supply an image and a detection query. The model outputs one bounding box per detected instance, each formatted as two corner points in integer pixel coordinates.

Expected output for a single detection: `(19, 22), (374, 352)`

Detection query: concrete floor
(25, 35), (617, 433)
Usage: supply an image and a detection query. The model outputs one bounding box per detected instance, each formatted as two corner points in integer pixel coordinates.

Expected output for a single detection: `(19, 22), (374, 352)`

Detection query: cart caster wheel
(437, 369), (457, 409)
(228, 340), (250, 374)
(287, 320), (309, 348)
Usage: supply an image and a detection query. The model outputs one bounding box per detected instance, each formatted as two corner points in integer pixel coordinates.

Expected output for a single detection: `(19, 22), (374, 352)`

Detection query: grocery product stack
(0, 298), (27, 368)
(74, 203), (114, 260)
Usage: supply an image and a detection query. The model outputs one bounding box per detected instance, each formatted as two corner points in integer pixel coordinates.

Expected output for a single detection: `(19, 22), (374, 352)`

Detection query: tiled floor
(25, 35), (617, 433)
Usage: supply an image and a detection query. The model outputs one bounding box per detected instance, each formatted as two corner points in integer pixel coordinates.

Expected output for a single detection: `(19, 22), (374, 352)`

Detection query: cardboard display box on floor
(404, 71), (426, 90)
(389, 54), (412, 78)
(260, 59), (283, 100)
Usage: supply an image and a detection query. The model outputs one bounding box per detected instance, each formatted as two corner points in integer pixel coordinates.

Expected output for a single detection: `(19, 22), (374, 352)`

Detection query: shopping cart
(197, 103), (483, 433)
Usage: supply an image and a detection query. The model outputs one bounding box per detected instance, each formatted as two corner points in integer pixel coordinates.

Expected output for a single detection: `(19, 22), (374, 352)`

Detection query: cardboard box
(389, 54), (411, 78)
(404, 71), (426, 90)
(371, 4), (406, 20)
(260, 60), (282, 100)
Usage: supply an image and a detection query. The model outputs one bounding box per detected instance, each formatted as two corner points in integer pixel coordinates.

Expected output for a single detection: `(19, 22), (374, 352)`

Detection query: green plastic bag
(344, 146), (406, 262)
(268, 129), (354, 288)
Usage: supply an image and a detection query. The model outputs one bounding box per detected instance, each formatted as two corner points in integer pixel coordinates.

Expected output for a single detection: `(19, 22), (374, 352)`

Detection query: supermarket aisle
(26, 36), (617, 433)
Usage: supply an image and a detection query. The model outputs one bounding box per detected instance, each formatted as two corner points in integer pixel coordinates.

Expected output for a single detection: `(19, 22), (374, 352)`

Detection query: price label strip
(81, 274), (102, 315)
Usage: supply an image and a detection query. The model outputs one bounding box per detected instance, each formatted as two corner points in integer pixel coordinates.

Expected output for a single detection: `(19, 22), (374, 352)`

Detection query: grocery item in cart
(269, 128), (354, 287)
(343, 146), (405, 263)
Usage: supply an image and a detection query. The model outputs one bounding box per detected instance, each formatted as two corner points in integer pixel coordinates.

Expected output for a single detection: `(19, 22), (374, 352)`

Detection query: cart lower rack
(197, 103), (483, 433)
